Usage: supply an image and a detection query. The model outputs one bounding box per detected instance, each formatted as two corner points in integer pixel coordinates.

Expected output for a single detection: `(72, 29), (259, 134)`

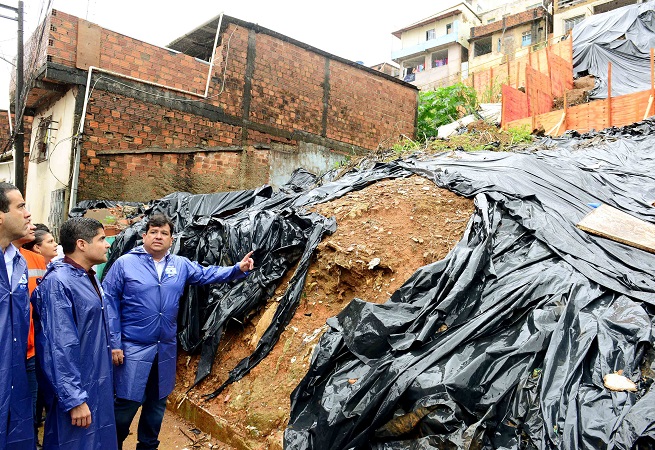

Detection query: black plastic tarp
(69, 199), (145, 218)
(285, 121), (655, 449)
(102, 167), (411, 397)
(573, 1), (655, 99)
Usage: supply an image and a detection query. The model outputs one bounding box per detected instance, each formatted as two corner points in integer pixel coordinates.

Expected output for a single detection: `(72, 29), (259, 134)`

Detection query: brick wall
(328, 59), (416, 148)
(471, 8), (547, 39)
(0, 112), (33, 157)
(48, 10), (208, 95)
(0, 111), (33, 189)
(36, 12), (416, 202)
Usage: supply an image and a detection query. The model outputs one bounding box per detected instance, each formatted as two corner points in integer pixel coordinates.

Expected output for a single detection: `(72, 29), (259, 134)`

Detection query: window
(426, 29), (436, 40)
(522, 31), (532, 47)
(564, 15), (585, 34)
(431, 49), (448, 68)
(487, 18), (496, 24)
(403, 57), (426, 81)
(34, 116), (53, 163)
(446, 23), (453, 34)
(474, 37), (492, 57)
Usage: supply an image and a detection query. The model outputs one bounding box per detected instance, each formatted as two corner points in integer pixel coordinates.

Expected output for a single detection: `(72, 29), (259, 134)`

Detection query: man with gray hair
(0, 181), (34, 449)
(32, 217), (117, 450)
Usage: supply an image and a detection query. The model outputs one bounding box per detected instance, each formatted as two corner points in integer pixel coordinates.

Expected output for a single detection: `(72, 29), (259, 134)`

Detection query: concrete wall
(471, 26), (535, 71)
(400, 19), (460, 49)
(268, 142), (347, 188)
(27, 11), (417, 203)
(553, 4), (594, 37)
(411, 44), (465, 88)
(25, 90), (78, 223)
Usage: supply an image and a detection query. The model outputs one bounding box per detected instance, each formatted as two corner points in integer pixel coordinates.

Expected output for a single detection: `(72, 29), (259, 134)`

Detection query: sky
(0, 0), (460, 111)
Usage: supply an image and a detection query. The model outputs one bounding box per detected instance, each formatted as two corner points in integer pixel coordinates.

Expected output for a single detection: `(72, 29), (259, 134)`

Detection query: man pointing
(103, 214), (254, 450)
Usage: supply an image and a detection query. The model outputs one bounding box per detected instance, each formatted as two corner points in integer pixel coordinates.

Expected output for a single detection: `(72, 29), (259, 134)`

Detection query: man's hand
(112, 349), (124, 366)
(70, 402), (92, 428)
(239, 251), (254, 272)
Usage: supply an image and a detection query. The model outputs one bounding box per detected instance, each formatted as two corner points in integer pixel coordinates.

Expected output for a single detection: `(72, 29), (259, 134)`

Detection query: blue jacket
(31, 261), (117, 450)
(0, 247), (34, 449)
(102, 246), (247, 401)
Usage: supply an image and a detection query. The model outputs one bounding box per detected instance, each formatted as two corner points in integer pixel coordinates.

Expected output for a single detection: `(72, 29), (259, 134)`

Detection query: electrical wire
(46, 133), (75, 188)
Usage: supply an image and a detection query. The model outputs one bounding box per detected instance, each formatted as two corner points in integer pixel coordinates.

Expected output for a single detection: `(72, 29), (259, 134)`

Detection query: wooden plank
(76, 19), (101, 70)
(577, 204), (655, 254)
(607, 62), (613, 127)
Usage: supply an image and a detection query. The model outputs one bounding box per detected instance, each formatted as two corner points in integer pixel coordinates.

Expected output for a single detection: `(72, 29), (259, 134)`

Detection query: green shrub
(507, 125), (533, 144)
(417, 83), (478, 142)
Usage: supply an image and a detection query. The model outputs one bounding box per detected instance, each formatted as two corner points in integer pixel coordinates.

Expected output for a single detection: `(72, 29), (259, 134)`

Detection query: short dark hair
(144, 214), (174, 234)
(0, 182), (19, 213)
(60, 218), (103, 254)
(23, 229), (51, 251)
(34, 223), (50, 233)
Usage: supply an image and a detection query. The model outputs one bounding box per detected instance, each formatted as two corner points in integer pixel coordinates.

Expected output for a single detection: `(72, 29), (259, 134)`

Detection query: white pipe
(204, 12), (223, 97)
(68, 15), (225, 213)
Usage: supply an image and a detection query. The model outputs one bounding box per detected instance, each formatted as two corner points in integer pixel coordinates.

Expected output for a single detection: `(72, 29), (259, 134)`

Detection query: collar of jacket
(129, 245), (172, 260)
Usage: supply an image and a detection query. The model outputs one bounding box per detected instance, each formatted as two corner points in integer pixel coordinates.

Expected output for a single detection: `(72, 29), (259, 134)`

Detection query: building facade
(391, 0), (552, 90)
(391, 2), (482, 90)
(470, 3), (551, 72)
(13, 10), (417, 225)
(553, 0), (643, 37)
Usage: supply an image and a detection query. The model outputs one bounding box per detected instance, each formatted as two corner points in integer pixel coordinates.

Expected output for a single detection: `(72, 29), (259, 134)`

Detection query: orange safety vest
(19, 248), (46, 359)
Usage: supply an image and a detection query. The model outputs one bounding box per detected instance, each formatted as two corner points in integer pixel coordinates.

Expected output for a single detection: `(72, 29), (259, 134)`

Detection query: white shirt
(3, 243), (17, 284)
(154, 257), (166, 281)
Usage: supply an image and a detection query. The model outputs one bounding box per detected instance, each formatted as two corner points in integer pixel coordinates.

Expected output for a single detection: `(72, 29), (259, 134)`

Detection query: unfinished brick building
(18, 10), (417, 224)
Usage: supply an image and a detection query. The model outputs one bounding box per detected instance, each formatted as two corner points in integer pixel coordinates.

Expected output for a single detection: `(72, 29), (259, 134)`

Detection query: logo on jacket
(164, 266), (177, 278)
(18, 273), (28, 290)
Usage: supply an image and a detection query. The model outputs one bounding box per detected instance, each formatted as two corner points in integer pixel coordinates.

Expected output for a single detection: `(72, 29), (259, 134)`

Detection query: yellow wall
(470, 25), (536, 71)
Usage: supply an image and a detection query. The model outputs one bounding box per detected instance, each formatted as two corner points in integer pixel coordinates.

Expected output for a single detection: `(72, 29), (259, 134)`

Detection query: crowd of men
(0, 182), (255, 450)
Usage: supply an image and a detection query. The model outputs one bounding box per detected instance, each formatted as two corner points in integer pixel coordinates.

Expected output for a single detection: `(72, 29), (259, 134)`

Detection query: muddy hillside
(173, 175), (474, 449)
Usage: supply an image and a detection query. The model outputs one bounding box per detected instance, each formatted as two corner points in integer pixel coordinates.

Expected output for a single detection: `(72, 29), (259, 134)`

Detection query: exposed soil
(553, 75), (596, 109)
(173, 175), (474, 449)
(573, 75), (596, 91)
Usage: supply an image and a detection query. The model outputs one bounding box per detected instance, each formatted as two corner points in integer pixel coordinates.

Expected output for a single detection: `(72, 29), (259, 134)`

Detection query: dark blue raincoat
(32, 260), (117, 450)
(0, 247), (34, 449)
(103, 246), (246, 402)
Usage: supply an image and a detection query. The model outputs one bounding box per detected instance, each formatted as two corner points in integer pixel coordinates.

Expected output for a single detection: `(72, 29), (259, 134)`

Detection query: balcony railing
(392, 21), (460, 61)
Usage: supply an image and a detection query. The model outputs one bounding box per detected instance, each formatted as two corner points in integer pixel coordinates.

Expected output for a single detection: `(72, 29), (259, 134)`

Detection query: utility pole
(0, 1), (23, 192)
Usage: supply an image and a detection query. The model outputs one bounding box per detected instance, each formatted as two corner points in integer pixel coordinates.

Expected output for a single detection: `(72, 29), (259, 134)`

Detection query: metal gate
(48, 188), (66, 242)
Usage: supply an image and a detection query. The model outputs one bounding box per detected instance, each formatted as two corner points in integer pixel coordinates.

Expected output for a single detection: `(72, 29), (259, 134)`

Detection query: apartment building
(469, 1), (551, 71)
(553, 0), (643, 37)
(391, 1), (482, 90)
(391, 0), (551, 90)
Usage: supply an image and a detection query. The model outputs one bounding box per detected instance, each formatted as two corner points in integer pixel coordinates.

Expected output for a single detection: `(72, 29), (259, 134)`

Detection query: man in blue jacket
(103, 214), (254, 450)
(0, 182), (34, 449)
(31, 217), (117, 450)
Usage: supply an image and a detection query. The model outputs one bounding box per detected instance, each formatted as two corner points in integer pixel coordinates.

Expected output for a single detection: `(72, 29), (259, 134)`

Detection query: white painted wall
(25, 89), (76, 225)
(0, 161), (13, 183)
(553, 3), (596, 37)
